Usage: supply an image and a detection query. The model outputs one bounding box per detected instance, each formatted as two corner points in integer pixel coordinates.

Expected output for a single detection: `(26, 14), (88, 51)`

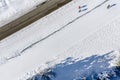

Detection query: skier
(78, 6), (81, 9)
(78, 5), (87, 12)
(107, 5), (111, 9)
(107, 4), (116, 9)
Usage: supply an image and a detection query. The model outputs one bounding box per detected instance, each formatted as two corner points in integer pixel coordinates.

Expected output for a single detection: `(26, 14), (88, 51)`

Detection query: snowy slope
(1, 0), (120, 61)
(0, 0), (46, 27)
(0, 0), (120, 80)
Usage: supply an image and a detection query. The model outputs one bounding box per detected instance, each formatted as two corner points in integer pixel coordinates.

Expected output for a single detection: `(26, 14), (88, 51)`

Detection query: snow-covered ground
(0, 0), (120, 80)
(0, 0), (46, 27)
(1, 0), (120, 62)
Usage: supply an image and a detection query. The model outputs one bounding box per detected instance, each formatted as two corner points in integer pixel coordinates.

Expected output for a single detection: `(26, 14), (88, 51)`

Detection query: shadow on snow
(28, 51), (120, 80)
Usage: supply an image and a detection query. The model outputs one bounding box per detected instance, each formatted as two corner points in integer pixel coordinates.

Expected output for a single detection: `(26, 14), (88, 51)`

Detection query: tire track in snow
(7, 0), (109, 61)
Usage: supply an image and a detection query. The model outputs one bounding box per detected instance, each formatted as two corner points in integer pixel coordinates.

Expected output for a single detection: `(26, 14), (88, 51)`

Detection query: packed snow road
(0, 0), (71, 40)
(0, 0), (120, 80)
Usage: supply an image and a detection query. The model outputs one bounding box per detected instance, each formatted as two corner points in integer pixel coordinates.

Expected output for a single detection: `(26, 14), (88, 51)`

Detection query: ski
(79, 8), (88, 12)
(80, 5), (87, 8)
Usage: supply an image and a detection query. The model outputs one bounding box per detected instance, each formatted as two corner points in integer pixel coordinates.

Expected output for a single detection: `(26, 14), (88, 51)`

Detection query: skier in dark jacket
(107, 4), (116, 9)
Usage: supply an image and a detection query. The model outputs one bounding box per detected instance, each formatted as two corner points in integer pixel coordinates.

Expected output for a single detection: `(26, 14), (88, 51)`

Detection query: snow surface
(0, 0), (120, 80)
(0, 0), (47, 27)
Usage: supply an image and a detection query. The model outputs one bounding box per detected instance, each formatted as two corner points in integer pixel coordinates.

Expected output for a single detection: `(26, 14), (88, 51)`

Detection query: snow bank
(0, 0), (46, 27)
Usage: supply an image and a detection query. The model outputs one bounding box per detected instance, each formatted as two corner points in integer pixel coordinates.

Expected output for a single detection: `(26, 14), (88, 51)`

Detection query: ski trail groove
(7, 0), (109, 61)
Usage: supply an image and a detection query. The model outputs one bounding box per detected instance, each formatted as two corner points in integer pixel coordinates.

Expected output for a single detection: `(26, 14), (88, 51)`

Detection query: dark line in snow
(7, 0), (109, 60)
(20, 0), (109, 53)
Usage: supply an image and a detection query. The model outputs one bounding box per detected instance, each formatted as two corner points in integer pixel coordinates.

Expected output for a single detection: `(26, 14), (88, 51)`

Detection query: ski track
(5, 0), (110, 62)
